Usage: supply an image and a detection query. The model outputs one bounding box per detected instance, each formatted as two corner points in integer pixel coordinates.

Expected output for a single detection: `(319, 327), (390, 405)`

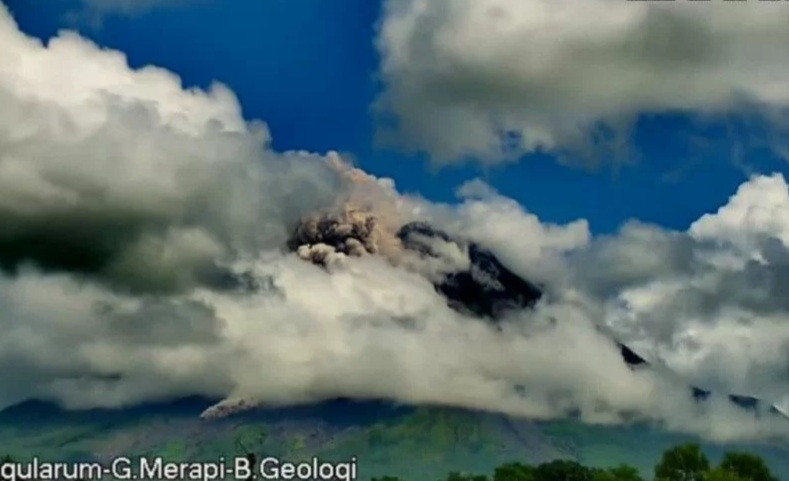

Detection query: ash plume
(277, 205), (787, 427)
(285, 156), (407, 267)
(285, 157), (545, 321)
(287, 204), (394, 266)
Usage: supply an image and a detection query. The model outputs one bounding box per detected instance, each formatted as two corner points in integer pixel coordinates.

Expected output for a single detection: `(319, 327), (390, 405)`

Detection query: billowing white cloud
(1, 0), (789, 446)
(413, 174), (789, 422)
(376, 0), (789, 164)
(0, 2), (344, 293)
(572, 174), (789, 413)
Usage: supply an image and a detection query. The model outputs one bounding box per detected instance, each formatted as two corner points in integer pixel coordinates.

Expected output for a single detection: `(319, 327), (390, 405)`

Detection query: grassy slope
(0, 400), (787, 481)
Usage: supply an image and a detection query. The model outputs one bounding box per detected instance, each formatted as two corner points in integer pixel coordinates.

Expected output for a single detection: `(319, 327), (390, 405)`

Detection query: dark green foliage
(719, 452), (779, 481)
(370, 443), (777, 481)
(704, 468), (746, 481)
(655, 444), (711, 481)
(533, 459), (594, 481)
(0, 441), (779, 481)
(494, 462), (535, 481)
(593, 464), (645, 481)
(445, 472), (489, 481)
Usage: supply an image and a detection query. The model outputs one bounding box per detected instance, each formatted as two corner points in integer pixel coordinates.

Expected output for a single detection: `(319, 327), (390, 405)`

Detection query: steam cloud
(2, 1), (789, 446)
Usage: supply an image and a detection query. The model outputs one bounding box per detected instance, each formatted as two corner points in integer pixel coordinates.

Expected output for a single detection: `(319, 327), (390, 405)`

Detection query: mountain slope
(395, 222), (787, 418)
(1, 397), (787, 480)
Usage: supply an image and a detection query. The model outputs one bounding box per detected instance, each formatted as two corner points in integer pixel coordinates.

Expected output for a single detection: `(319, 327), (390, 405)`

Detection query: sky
(3, 0), (789, 444)
(7, 0), (788, 233)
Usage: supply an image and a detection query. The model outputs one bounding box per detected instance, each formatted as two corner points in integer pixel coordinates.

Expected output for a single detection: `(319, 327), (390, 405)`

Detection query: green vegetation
(0, 403), (786, 481)
(0, 442), (781, 481)
(368, 444), (779, 481)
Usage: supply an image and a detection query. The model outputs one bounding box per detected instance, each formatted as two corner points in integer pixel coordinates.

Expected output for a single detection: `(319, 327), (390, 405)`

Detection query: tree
(347, 444), (777, 481)
(654, 444), (710, 481)
(719, 452), (778, 481)
(444, 472), (489, 481)
(704, 468), (745, 481)
(533, 459), (594, 481)
(593, 465), (645, 481)
(494, 462), (535, 481)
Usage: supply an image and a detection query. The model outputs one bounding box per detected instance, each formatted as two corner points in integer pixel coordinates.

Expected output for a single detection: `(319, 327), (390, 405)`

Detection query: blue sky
(6, 0), (789, 434)
(7, 0), (788, 233)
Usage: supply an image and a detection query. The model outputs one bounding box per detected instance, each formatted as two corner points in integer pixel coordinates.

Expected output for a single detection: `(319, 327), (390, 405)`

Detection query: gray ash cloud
(286, 216), (787, 421)
(286, 206), (393, 265)
(284, 208), (544, 320)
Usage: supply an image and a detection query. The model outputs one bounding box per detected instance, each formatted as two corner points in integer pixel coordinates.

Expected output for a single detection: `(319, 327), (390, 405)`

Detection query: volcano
(392, 222), (786, 419)
(396, 222), (543, 319)
(0, 222), (787, 480)
(285, 215), (786, 419)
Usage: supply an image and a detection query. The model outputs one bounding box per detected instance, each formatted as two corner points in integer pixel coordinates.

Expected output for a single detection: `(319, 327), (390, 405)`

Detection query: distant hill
(1, 397), (788, 480)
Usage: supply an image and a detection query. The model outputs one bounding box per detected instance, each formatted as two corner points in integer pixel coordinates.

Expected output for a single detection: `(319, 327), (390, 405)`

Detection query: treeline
(0, 444), (780, 481)
(372, 444), (779, 481)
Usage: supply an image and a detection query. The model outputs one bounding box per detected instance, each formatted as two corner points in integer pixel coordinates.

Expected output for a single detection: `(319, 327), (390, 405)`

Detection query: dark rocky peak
(396, 223), (786, 420)
(396, 222), (543, 319)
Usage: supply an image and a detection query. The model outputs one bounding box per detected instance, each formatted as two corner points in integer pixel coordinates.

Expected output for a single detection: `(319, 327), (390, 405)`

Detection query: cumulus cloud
(1, 0), (789, 446)
(0, 4), (343, 294)
(574, 174), (789, 413)
(434, 173), (789, 420)
(420, 175), (789, 423)
(375, 0), (789, 164)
